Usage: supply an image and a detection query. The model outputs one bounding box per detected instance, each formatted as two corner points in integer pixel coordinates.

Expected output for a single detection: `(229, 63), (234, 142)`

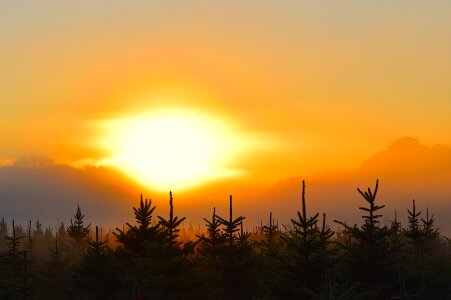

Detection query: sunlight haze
(99, 109), (249, 191)
(0, 0), (450, 223)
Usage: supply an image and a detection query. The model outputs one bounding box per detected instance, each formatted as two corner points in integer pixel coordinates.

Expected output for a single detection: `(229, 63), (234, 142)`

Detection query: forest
(1, 180), (451, 300)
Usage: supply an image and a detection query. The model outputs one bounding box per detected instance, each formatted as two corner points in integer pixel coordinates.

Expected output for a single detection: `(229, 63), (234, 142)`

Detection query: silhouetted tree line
(1, 180), (451, 299)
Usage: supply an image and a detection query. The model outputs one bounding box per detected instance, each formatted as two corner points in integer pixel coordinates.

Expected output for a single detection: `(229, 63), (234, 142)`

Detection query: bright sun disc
(101, 109), (242, 191)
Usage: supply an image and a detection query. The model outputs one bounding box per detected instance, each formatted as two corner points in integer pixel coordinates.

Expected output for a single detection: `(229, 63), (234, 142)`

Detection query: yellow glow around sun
(100, 109), (244, 191)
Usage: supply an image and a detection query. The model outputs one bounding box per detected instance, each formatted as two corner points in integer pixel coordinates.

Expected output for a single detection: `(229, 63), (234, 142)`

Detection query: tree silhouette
(0, 217), (7, 251)
(404, 200), (421, 242)
(113, 194), (162, 298)
(262, 212), (278, 249)
(0, 181), (451, 299)
(280, 180), (333, 298)
(0, 219), (33, 299)
(66, 205), (90, 251)
(216, 195), (245, 247)
(70, 226), (120, 299)
(335, 180), (400, 298)
(144, 191), (197, 299)
(197, 207), (223, 249)
(257, 212), (283, 299)
(158, 191), (186, 247)
(40, 234), (69, 299)
(4, 219), (25, 276)
(213, 195), (256, 300)
(114, 194), (160, 258)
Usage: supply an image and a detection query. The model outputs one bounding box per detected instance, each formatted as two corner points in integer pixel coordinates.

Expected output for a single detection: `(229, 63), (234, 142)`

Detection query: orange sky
(1, 1), (451, 192)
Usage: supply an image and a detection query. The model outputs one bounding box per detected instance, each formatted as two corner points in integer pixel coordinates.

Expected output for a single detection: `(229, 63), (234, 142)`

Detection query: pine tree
(237, 221), (249, 242)
(0, 217), (7, 251)
(389, 211), (403, 247)
(113, 194), (163, 299)
(257, 212), (282, 299)
(30, 220), (48, 260)
(20, 249), (41, 300)
(421, 208), (439, 241)
(335, 180), (399, 298)
(280, 180), (332, 298)
(158, 191), (186, 248)
(403, 200), (426, 270)
(114, 194), (161, 258)
(214, 195), (256, 300)
(403, 200), (421, 242)
(261, 212), (279, 249)
(40, 235), (68, 299)
(87, 226), (107, 257)
(66, 205), (90, 251)
(197, 207), (223, 249)
(4, 219), (25, 276)
(196, 207), (226, 298)
(143, 191), (197, 299)
(320, 213), (334, 251)
(26, 220), (33, 258)
(70, 226), (120, 299)
(57, 222), (67, 240)
(412, 207), (447, 298)
(33, 220), (43, 237)
(216, 195), (245, 247)
(288, 181), (320, 254)
(0, 220), (26, 298)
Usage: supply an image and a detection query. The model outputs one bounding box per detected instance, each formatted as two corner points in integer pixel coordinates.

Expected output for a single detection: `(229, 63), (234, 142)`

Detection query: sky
(0, 1), (450, 220)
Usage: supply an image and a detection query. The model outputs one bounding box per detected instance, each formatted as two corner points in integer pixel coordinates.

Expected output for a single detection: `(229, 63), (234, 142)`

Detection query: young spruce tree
(214, 195), (256, 300)
(280, 180), (333, 298)
(66, 205), (90, 253)
(335, 179), (400, 298)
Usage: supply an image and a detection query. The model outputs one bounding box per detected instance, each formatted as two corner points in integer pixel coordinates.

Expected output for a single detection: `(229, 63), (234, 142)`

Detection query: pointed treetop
(302, 180), (307, 221)
(357, 179), (380, 204)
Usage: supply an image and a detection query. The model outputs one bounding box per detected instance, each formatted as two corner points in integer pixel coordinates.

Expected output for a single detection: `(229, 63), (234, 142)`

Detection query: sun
(100, 109), (242, 191)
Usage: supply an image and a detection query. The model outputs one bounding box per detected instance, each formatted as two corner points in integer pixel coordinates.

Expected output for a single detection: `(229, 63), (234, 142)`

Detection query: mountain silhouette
(360, 137), (451, 178)
(269, 137), (451, 233)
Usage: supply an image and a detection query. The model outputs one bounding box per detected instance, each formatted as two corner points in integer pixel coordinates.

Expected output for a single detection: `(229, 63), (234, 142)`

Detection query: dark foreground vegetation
(1, 180), (451, 299)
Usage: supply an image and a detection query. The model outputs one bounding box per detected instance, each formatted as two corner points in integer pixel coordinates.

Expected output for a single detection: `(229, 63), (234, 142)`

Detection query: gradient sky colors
(1, 1), (450, 190)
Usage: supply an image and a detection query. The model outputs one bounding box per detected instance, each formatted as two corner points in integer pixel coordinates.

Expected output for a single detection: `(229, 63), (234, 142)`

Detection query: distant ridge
(269, 137), (451, 233)
(0, 163), (143, 227)
(360, 137), (451, 176)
